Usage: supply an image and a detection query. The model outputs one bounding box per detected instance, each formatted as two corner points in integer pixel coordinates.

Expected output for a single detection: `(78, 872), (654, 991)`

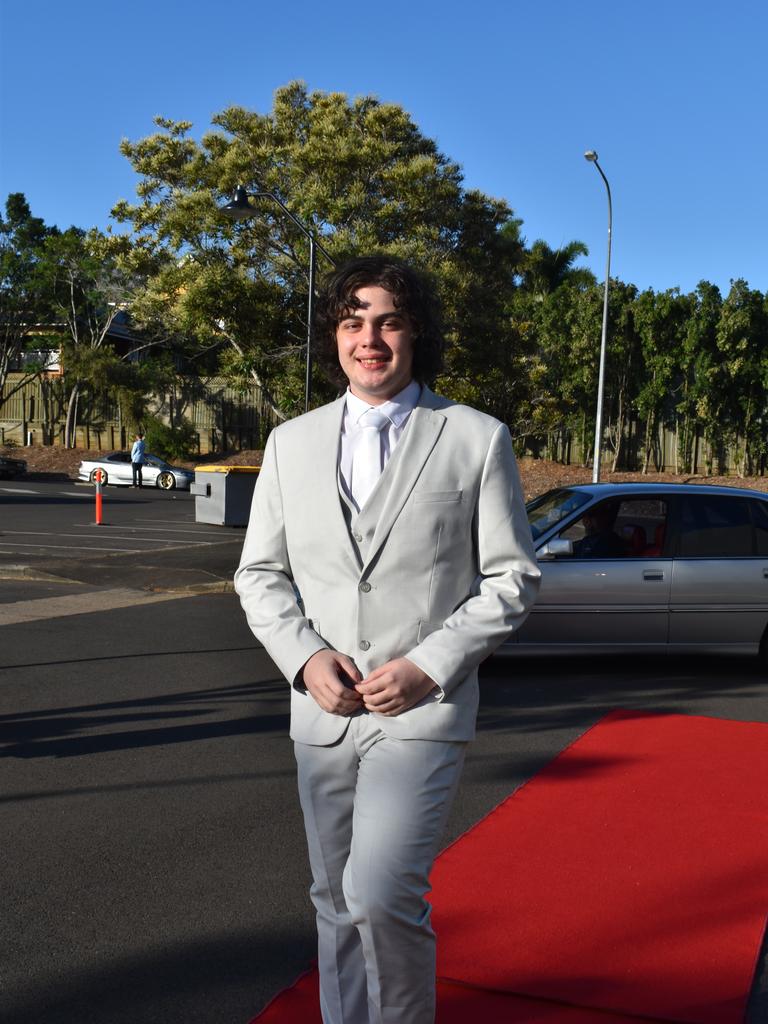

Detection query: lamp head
(221, 185), (257, 221)
(584, 150), (598, 162)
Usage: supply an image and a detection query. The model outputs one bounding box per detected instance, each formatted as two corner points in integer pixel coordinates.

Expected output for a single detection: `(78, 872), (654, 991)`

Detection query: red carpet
(432, 711), (768, 1023)
(252, 969), (653, 1022)
(250, 712), (768, 1023)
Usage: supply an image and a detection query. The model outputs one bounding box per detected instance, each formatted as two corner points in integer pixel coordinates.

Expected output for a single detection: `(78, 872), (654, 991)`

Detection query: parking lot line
(0, 487), (38, 495)
(0, 541), (142, 552)
(2, 530), (212, 545)
(142, 518), (201, 525)
(71, 523), (222, 536)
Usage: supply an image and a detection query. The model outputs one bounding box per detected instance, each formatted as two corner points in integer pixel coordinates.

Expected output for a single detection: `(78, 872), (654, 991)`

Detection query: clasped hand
(301, 649), (436, 717)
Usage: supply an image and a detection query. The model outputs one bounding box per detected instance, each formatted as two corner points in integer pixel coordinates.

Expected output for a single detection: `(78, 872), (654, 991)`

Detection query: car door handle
(643, 570), (665, 581)
(763, 569), (768, 579)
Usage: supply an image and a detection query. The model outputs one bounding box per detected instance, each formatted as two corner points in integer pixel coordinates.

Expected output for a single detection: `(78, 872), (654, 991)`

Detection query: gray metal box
(191, 466), (260, 526)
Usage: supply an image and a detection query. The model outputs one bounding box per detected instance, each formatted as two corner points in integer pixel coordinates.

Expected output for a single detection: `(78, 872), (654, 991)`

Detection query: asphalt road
(1, 480), (767, 1023)
(0, 480), (242, 595)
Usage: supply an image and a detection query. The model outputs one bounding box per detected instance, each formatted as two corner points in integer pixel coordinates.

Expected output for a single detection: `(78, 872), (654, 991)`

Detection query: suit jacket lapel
(359, 388), (447, 573)
(304, 396), (361, 567)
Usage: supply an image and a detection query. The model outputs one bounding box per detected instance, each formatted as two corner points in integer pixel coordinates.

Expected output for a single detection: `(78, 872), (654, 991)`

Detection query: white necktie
(351, 407), (391, 510)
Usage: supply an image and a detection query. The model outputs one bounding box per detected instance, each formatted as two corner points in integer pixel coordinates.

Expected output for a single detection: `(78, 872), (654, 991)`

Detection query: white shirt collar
(345, 379), (421, 429)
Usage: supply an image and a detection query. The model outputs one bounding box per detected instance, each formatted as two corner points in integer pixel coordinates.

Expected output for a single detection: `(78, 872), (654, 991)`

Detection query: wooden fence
(0, 373), (280, 453)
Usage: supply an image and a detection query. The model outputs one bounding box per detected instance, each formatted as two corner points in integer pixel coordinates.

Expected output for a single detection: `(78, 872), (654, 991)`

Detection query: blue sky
(1, 0), (766, 295)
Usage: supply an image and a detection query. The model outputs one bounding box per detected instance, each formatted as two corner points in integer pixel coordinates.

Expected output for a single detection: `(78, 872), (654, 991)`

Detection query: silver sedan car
(501, 482), (768, 659)
(77, 451), (195, 490)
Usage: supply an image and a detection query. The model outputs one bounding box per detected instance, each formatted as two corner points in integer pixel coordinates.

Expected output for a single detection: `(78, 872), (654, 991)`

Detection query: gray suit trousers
(295, 715), (466, 1024)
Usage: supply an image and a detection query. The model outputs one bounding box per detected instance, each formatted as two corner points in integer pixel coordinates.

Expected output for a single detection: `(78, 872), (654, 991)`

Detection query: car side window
(559, 497), (668, 559)
(678, 495), (754, 557)
(750, 500), (768, 556)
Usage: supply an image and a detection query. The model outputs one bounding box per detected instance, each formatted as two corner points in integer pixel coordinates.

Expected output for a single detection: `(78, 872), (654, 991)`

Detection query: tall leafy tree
(507, 282), (592, 458)
(633, 287), (692, 472)
(114, 82), (525, 420)
(41, 228), (140, 446)
(712, 280), (768, 475)
(502, 242), (597, 456)
(671, 280), (720, 471)
(597, 279), (641, 471)
(509, 270), (636, 468)
(0, 193), (59, 408)
(674, 282), (721, 473)
(551, 280), (640, 472)
(519, 239), (593, 299)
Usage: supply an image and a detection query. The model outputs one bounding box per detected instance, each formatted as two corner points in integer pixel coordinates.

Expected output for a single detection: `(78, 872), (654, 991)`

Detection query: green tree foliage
(5, 84), (768, 474)
(598, 280), (640, 471)
(0, 194), (59, 406)
(710, 280), (768, 476)
(113, 82), (525, 420)
(39, 228), (141, 445)
(457, 234), (597, 445)
(519, 239), (593, 299)
(512, 277), (637, 468)
(143, 416), (197, 462)
(632, 287), (692, 471)
(507, 283), (590, 454)
(671, 282), (721, 474)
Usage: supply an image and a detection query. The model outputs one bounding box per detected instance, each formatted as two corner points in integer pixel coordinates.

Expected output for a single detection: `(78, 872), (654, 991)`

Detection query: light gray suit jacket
(234, 387), (540, 745)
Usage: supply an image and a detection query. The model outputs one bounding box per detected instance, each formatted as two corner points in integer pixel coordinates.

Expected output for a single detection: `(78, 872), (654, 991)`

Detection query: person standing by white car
(130, 432), (146, 488)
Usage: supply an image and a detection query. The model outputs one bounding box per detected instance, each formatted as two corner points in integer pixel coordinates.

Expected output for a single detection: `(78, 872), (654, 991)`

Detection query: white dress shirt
(339, 379), (422, 512)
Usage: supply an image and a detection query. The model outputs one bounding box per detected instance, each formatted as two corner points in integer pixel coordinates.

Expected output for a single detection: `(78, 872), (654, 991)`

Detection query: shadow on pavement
(1, 645), (260, 671)
(0, 680), (288, 759)
(0, 768), (296, 805)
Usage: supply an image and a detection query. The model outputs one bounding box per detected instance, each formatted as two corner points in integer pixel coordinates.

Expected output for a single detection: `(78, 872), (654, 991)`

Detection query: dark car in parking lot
(500, 482), (768, 660)
(0, 454), (27, 479)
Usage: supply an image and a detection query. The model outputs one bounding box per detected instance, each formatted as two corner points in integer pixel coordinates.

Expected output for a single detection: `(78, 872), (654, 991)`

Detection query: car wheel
(157, 471), (175, 490)
(89, 469), (108, 485)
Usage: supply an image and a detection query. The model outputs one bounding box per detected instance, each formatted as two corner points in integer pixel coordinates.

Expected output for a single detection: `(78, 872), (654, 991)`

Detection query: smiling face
(335, 285), (415, 405)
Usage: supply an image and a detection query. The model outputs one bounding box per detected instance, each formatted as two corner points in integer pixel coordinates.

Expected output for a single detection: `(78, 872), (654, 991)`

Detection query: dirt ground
(3, 443), (767, 501)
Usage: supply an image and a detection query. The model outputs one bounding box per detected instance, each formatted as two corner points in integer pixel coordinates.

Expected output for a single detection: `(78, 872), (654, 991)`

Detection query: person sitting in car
(573, 502), (627, 558)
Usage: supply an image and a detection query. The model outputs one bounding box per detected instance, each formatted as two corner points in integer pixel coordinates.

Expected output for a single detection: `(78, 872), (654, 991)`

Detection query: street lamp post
(221, 185), (336, 414)
(584, 151), (612, 483)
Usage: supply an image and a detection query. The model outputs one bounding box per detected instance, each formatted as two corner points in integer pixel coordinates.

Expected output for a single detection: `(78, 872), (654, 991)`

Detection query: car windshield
(526, 488), (592, 540)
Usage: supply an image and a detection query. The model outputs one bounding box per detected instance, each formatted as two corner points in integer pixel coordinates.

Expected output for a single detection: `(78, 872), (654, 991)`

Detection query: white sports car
(77, 451), (195, 490)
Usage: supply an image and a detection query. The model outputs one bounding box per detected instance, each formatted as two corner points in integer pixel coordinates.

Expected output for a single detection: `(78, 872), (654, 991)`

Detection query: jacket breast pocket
(413, 489), (463, 504)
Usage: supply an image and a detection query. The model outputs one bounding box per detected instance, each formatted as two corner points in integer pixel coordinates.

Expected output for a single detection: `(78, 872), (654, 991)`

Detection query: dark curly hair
(314, 256), (445, 389)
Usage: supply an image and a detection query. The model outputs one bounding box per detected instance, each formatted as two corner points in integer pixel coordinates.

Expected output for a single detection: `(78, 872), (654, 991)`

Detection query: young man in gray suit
(235, 257), (540, 1024)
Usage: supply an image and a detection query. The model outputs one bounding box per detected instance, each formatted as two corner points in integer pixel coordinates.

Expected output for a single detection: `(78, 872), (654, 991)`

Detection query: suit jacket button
(353, 531), (363, 541)
(359, 640), (371, 651)
(358, 581), (371, 593)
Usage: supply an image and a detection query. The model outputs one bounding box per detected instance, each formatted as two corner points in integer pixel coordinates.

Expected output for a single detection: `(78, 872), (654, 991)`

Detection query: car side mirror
(537, 538), (574, 561)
